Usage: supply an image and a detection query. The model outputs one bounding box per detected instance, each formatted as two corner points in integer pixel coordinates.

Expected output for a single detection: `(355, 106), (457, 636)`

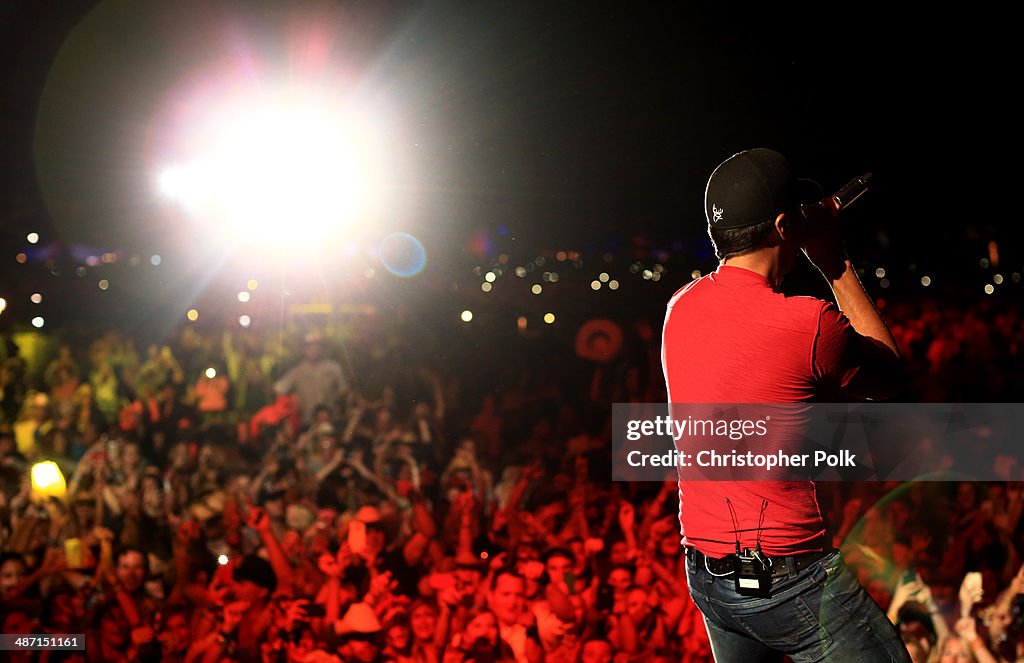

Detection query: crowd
(0, 293), (1022, 662)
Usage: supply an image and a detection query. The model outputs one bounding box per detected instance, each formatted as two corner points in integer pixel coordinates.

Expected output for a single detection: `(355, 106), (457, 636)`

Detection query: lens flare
(378, 232), (426, 277)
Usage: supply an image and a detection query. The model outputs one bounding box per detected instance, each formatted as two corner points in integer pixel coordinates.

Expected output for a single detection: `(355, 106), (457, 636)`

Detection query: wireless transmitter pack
(733, 548), (773, 598)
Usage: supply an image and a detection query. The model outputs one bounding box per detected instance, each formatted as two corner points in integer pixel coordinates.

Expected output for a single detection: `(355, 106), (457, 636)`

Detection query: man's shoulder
(667, 279), (832, 328)
(667, 274), (712, 302)
(783, 294), (837, 317)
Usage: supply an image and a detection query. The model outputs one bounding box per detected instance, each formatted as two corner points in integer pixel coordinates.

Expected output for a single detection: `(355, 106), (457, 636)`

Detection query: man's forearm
(827, 260), (901, 359)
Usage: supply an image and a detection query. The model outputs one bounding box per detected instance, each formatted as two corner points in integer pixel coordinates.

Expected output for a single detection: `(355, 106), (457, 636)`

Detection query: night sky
(0, 1), (1014, 333)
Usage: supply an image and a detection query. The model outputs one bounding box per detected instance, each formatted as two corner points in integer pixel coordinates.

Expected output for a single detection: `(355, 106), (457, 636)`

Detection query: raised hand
(176, 518), (201, 545)
(618, 502), (636, 533)
(959, 572), (984, 617)
(246, 505), (272, 533)
(954, 616), (979, 643)
(488, 551), (508, 572)
(318, 552), (341, 578)
(221, 599), (250, 634)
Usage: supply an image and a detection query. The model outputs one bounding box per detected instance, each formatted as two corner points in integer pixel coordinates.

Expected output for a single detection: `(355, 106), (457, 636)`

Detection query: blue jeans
(686, 548), (910, 662)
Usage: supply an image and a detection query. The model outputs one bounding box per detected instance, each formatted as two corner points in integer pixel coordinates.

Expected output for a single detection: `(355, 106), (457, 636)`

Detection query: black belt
(687, 547), (831, 579)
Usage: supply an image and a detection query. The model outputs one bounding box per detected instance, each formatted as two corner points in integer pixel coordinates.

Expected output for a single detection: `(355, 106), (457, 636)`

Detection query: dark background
(0, 0), (1015, 337)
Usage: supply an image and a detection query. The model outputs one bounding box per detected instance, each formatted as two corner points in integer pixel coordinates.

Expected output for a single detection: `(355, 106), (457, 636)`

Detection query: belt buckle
(770, 556), (790, 579)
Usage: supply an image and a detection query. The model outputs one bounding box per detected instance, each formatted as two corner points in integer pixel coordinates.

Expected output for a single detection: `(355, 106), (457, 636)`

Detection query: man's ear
(774, 212), (793, 241)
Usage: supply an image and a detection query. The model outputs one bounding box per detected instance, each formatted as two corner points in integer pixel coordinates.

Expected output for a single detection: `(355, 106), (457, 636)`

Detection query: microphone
(794, 172), (873, 231)
(831, 172), (873, 210)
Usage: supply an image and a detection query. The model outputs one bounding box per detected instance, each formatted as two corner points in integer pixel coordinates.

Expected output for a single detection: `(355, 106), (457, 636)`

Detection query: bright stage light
(156, 87), (393, 248)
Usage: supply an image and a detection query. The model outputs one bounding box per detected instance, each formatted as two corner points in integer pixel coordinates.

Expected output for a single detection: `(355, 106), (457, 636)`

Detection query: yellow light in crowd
(921, 276), (932, 287)
(205, 367), (217, 379)
(32, 317), (45, 328)
(247, 279), (258, 290)
(31, 461), (67, 500)
(481, 282), (492, 292)
(590, 280), (601, 290)
(30, 293), (42, 304)
(98, 280), (110, 291)
(599, 272), (610, 283)
(544, 313), (555, 324)
(609, 280), (620, 290)
(187, 309), (199, 321)
(0, 297), (6, 313)
(239, 315), (252, 328)
(27, 232), (40, 244)
(984, 284), (995, 295)
(461, 310), (473, 322)
(531, 285), (542, 295)
(238, 291), (250, 302)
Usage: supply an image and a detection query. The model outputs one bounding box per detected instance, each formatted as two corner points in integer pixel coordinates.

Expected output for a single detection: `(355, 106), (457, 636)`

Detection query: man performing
(661, 148), (909, 662)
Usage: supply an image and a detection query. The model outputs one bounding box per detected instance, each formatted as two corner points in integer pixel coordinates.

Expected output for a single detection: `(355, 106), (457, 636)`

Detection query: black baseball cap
(705, 148), (822, 229)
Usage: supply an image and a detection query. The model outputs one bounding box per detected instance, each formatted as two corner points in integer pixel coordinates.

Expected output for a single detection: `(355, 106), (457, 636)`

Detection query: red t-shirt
(661, 265), (859, 557)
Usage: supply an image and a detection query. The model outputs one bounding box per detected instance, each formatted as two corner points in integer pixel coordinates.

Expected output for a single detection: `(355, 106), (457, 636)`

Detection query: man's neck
(722, 250), (784, 290)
